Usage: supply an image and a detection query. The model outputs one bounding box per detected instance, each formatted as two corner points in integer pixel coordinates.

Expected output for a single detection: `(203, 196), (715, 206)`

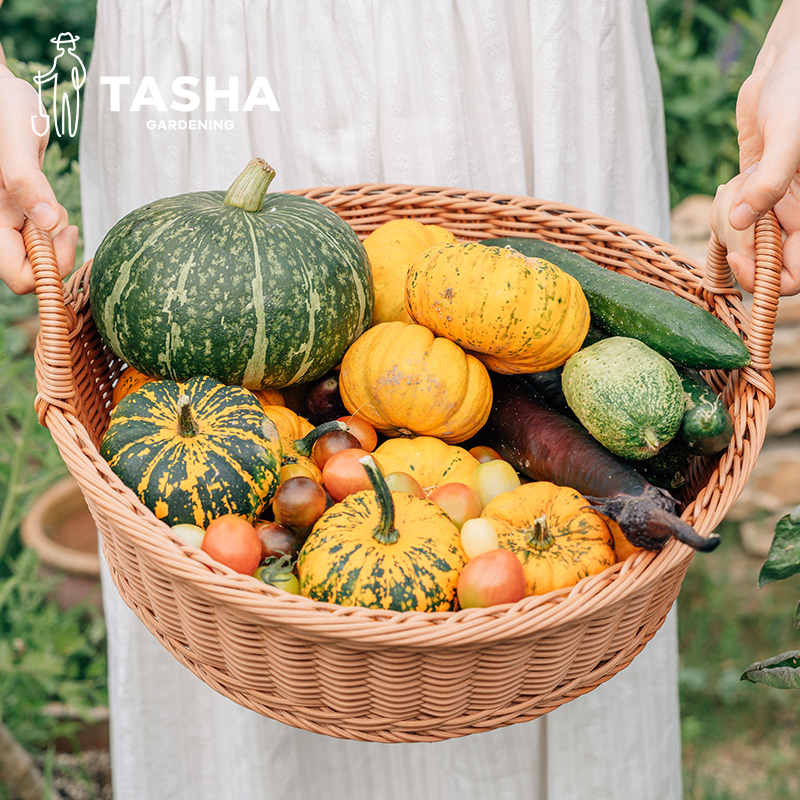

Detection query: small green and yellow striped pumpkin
(298, 456), (466, 611)
(100, 375), (282, 527)
(405, 241), (590, 373)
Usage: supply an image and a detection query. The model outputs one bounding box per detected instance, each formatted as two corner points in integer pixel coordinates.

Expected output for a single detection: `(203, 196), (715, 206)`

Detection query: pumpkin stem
(294, 420), (348, 457)
(176, 394), (200, 438)
(359, 455), (401, 546)
(223, 158), (276, 212)
(526, 514), (556, 551)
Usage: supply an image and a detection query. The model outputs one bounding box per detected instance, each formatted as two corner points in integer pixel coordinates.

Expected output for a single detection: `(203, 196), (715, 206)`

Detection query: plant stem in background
(0, 719), (65, 800)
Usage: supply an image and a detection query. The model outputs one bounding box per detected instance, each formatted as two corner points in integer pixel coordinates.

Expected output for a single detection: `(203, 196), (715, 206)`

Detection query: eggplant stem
(587, 486), (719, 552)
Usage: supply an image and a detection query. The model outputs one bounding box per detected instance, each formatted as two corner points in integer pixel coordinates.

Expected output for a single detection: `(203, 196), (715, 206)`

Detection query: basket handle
(704, 209), (782, 372)
(22, 217), (78, 420)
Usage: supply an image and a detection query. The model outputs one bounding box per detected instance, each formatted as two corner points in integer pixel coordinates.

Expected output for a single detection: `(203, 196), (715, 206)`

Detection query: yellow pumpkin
(256, 404), (322, 482)
(363, 219), (456, 326)
(339, 321), (492, 444)
(405, 241), (590, 373)
(111, 365), (156, 408)
(481, 481), (615, 596)
(251, 387), (285, 408)
(298, 455), (466, 611)
(372, 436), (480, 494)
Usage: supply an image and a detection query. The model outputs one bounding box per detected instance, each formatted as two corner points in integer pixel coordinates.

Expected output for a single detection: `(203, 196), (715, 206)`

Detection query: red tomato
(272, 476), (328, 530)
(311, 429), (362, 469)
(457, 549), (526, 609)
(337, 414), (378, 453)
(254, 520), (308, 562)
(201, 514), (262, 574)
(384, 471), (425, 498)
(322, 448), (374, 501)
(428, 482), (483, 528)
(468, 445), (503, 463)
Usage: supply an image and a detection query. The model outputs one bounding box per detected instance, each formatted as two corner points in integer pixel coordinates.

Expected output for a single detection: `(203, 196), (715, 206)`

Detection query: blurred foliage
(0, 0), (95, 63)
(0, 10), (103, 756)
(0, 550), (107, 750)
(1, 0), (96, 164)
(678, 520), (800, 798)
(0, 0), (784, 208)
(647, 0), (782, 206)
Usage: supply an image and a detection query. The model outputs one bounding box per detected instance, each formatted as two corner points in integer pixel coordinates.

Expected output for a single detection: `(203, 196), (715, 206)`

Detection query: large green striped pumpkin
(100, 375), (282, 527)
(298, 456), (466, 611)
(90, 159), (373, 389)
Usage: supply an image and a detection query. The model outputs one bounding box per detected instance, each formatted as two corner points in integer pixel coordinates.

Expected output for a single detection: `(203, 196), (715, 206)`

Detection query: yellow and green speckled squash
(405, 241), (590, 373)
(298, 456), (466, 611)
(100, 375), (282, 527)
(372, 436), (480, 494)
(338, 321), (493, 444)
(481, 481), (616, 596)
(363, 219), (456, 326)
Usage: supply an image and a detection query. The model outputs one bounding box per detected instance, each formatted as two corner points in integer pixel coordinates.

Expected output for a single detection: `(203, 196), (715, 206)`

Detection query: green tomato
(469, 459), (521, 507)
(460, 517), (499, 559)
(254, 561), (301, 594)
(170, 523), (205, 549)
(384, 471), (426, 498)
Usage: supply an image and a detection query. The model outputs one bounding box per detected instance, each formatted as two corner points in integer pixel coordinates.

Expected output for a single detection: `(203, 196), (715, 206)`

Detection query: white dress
(80, 2), (680, 798)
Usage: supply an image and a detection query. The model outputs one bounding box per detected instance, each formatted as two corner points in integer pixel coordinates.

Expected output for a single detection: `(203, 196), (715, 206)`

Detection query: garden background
(1, 0), (799, 797)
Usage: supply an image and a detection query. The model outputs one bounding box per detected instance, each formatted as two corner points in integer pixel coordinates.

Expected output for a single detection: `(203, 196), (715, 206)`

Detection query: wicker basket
(26, 186), (782, 743)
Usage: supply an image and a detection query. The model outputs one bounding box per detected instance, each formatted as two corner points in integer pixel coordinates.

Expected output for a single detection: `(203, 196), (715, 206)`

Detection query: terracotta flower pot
(21, 476), (103, 614)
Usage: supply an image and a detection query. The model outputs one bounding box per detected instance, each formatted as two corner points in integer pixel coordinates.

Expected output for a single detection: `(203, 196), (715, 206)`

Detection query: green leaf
(758, 504), (800, 587)
(741, 651), (800, 689)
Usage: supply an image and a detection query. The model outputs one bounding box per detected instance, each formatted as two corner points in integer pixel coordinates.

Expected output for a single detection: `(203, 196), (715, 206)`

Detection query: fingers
(0, 71), (76, 293)
(0, 223), (78, 295)
(779, 230), (800, 296)
(0, 75), (66, 235)
(731, 155), (800, 231)
(710, 176), (757, 286)
(711, 174), (800, 297)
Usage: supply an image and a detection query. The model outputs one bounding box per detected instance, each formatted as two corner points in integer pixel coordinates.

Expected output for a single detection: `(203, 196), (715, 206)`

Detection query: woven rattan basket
(26, 186), (782, 743)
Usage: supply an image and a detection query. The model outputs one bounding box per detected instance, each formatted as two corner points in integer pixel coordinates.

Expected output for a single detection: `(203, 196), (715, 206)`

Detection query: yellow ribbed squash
(405, 241), (590, 373)
(363, 219), (456, 326)
(481, 481), (616, 596)
(339, 321), (492, 444)
(298, 455), (466, 611)
(372, 436), (480, 494)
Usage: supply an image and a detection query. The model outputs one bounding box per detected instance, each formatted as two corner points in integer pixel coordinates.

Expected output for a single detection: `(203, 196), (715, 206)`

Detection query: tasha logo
(31, 32), (86, 138)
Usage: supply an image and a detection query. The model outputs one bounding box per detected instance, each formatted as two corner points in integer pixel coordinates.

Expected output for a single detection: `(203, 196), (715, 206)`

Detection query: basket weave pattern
(27, 186), (782, 743)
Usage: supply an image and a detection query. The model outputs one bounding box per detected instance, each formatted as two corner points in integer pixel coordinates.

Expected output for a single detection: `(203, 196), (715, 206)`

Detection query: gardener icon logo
(31, 32), (86, 138)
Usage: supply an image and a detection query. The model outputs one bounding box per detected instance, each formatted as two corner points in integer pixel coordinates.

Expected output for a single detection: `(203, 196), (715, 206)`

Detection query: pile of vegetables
(95, 160), (746, 613)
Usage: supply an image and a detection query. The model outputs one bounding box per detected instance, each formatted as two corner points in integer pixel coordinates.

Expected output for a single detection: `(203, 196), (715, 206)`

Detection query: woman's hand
(0, 61), (78, 295)
(710, 0), (800, 296)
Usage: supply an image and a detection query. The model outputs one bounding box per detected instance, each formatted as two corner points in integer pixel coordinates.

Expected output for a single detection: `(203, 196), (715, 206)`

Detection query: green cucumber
(675, 367), (734, 455)
(561, 336), (686, 461)
(480, 236), (751, 371)
(634, 437), (691, 490)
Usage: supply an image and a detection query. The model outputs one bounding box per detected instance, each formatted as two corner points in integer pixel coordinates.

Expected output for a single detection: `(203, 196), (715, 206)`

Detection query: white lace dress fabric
(80, 2), (680, 798)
